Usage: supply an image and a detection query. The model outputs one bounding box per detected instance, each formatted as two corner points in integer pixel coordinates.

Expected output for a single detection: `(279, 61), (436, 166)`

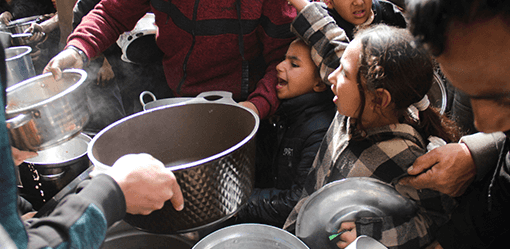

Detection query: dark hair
(406, 0), (510, 56)
(352, 24), (460, 143)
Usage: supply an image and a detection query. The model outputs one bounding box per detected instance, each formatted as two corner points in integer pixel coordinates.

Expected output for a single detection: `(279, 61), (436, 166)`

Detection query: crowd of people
(1, 0), (509, 248)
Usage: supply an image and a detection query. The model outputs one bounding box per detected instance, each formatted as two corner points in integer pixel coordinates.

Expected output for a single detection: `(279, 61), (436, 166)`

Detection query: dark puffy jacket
(236, 90), (336, 227)
(328, 0), (407, 40)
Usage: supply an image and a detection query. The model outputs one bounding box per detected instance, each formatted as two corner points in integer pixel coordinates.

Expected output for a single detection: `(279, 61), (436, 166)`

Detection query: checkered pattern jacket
(284, 113), (457, 248)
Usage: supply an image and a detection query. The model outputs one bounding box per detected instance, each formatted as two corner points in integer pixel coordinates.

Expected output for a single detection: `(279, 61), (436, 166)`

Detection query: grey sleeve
(459, 131), (506, 181)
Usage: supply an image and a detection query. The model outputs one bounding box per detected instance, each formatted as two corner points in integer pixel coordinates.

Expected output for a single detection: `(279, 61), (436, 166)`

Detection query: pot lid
(296, 177), (417, 249)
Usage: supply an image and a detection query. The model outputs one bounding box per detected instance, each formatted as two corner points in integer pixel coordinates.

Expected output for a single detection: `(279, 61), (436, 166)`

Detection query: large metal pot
(139, 90), (193, 111)
(192, 223), (309, 249)
(88, 91), (259, 234)
(18, 133), (92, 210)
(5, 46), (36, 88)
(6, 69), (90, 151)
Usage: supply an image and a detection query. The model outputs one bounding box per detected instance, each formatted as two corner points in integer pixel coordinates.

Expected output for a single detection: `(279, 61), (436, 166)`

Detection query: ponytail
(417, 106), (462, 143)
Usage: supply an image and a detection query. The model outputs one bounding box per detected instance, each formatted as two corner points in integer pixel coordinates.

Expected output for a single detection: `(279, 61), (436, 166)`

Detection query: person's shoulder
(374, 0), (407, 29)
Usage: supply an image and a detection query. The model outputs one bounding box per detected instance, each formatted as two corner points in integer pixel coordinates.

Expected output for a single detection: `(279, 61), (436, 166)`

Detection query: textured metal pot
(89, 91), (259, 234)
(6, 69), (89, 151)
(192, 223), (310, 249)
(18, 133), (92, 210)
(139, 90), (193, 111)
(5, 46), (36, 88)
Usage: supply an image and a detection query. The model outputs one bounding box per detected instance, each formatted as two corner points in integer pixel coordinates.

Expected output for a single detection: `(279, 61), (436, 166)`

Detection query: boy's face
(327, 0), (372, 26)
(276, 40), (322, 100)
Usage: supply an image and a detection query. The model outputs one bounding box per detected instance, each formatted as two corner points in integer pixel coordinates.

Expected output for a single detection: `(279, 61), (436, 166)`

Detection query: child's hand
(335, 222), (357, 248)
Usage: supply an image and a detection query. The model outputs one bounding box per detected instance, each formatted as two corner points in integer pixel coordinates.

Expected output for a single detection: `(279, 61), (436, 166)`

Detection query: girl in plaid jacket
(283, 22), (461, 249)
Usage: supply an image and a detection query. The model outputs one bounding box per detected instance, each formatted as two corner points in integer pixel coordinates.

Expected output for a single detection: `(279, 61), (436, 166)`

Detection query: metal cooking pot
(193, 223), (310, 249)
(6, 69), (90, 151)
(296, 178), (417, 249)
(5, 46), (36, 88)
(139, 90), (193, 111)
(1, 15), (41, 46)
(430, 71), (447, 114)
(88, 91), (259, 234)
(18, 133), (92, 210)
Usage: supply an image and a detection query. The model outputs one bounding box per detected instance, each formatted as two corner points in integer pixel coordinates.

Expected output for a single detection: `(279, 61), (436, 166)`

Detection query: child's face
(276, 40), (321, 100)
(328, 39), (368, 119)
(326, 0), (373, 26)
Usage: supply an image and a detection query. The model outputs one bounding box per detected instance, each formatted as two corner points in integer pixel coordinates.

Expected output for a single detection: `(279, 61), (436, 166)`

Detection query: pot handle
(5, 112), (33, 130)
(39, 171), (66, 181)
(193, 91), (237, 105)
(139, 91), (157, 106)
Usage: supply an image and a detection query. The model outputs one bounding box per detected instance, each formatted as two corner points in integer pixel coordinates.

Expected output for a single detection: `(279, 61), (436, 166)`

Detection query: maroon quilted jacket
(67, 0), (297, 118)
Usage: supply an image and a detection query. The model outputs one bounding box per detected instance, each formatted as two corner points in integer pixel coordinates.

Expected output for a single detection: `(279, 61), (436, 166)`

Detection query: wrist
(67, 45), (89, 65)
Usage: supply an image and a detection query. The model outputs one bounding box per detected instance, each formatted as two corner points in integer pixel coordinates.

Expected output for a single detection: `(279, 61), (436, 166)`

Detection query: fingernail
(177, 204), (184, 211)
(407, 166), (414, 172)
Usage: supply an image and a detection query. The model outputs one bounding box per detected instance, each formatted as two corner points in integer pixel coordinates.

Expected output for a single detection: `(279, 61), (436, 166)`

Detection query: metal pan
(295, 178), (417, 249)
(193, 223), (309, 249)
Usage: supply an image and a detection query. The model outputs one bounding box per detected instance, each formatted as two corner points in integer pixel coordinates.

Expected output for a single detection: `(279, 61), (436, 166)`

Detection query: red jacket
(67, 0), (297, 118)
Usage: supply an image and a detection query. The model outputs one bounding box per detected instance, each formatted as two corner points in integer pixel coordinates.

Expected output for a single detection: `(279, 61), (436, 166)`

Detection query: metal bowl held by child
(192, 223), (310, 249)
(88, 91), (259, 234)
(296, 178), (417, 249)
(6, 69), (89, 151)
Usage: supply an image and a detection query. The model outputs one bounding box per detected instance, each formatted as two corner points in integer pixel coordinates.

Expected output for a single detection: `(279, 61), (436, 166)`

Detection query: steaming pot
(88, 91), (258, 234)
(6, 69), (90, 151)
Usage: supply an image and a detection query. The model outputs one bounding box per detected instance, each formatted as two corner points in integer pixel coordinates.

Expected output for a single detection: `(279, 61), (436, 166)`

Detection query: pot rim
(5, 69), (88, 115)
(5, 46), (32, 61)
(88, 98), (260, 172)
(7, 15), (41, 27)
(24, 133), (91, 166)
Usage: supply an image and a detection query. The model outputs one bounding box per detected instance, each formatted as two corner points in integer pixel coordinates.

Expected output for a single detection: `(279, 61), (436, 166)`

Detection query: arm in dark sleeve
(24, 174), (126, 248)
(72, 0), (101, 29)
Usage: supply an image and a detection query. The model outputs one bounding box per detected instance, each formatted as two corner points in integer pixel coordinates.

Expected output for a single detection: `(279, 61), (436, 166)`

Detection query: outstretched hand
(43, 48), (85, 80)
(105, 153), (184, 215)
(399, 143), (476, 197)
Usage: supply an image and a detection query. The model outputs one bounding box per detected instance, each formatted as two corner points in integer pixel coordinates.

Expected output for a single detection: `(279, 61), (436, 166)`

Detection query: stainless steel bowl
(6, 69), (90, 151)
(5, 46), (36, 88)
(193, 224), (310, 249)
(296, 178), (417, 249)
